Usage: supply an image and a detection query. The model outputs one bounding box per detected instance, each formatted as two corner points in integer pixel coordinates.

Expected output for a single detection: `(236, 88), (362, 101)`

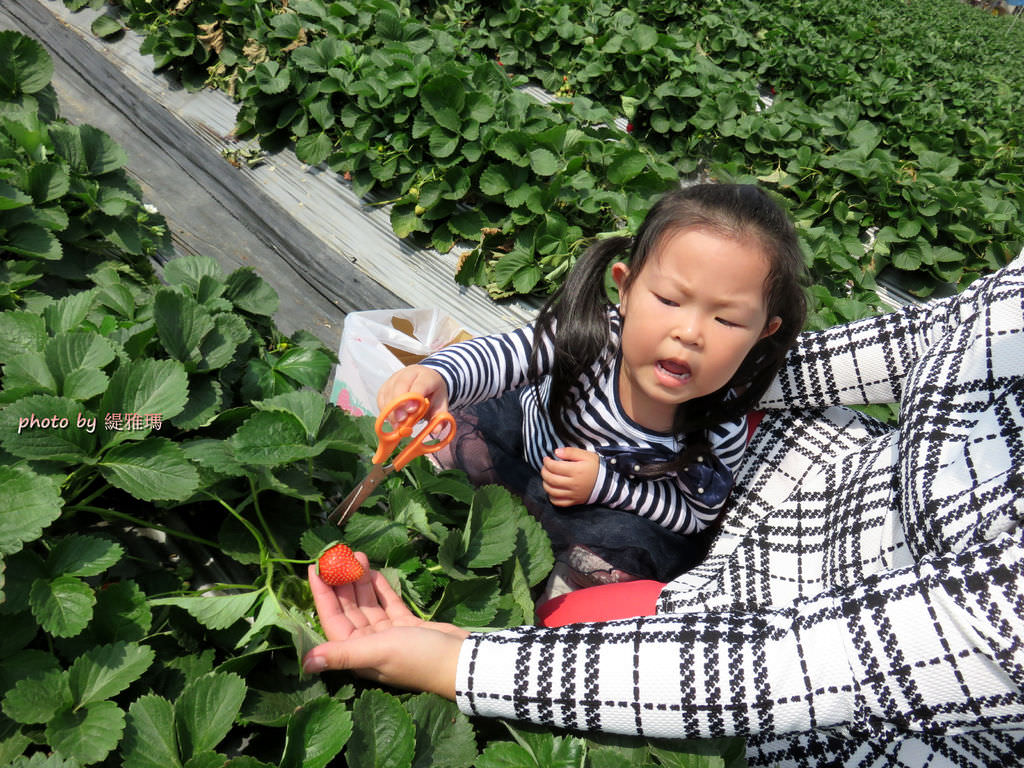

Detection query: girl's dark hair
(529, 183), (808, 473)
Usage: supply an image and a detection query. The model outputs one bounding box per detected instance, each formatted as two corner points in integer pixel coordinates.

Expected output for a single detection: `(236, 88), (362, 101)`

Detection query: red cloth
(536, 579), (664, 626)
(748, 409), (764, 440)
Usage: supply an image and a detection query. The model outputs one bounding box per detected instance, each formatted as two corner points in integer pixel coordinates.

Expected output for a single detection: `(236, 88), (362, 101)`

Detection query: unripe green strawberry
(317, 543), (364, 586)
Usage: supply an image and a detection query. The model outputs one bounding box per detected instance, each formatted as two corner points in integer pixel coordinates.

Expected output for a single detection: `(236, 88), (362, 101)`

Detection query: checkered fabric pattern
(454, 252), (1024, 767)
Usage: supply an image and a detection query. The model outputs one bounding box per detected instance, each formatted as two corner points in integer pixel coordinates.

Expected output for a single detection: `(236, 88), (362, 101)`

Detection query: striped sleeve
(420, 323), (551, 408)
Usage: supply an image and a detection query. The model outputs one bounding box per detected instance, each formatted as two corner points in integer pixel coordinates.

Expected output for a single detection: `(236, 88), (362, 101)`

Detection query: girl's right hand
(377, 365), (450, 422)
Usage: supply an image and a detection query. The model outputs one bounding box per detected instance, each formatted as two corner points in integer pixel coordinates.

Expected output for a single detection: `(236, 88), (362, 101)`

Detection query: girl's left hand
(303, 555), (469, 699)
(542, 447), (600, 506)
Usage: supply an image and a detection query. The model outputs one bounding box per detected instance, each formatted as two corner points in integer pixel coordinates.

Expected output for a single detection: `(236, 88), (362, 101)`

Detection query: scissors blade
(326, 464), (390, 526)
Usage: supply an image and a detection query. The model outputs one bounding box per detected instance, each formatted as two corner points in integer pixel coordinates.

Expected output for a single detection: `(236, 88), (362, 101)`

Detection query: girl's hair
(529, 183), (808, 472)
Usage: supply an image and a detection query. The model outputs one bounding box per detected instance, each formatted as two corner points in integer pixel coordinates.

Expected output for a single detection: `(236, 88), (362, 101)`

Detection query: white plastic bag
(330, 308), (472, 416)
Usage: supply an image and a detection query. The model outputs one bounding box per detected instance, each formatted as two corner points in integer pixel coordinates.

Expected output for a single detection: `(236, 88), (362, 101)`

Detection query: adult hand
(542, 446), (600, 507)
(377, 365), (450, 424)
(303, 554), (469, 699)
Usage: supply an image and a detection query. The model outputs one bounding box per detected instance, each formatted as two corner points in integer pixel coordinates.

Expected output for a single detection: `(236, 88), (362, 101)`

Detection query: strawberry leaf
(346, 690), (415, 768)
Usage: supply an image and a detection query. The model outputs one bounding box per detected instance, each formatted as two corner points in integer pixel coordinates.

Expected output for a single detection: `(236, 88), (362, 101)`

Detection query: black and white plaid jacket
(454, 252), (1024, 767)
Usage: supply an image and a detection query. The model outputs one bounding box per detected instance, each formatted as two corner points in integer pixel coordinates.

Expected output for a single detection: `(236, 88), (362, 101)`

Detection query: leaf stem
(249, 476), (287, 561)
(205, 491), (268, 564)
(71, 505), (220, 548)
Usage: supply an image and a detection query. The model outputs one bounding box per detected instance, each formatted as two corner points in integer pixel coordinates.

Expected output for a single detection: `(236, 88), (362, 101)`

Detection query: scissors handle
(390, 411), (456, 471)
(372, 393), (430, 464)
(373, 393), (455, 470)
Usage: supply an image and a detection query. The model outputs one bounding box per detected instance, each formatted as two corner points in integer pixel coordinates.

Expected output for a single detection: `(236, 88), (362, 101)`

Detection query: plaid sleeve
(755, 265), (1017, 410)
(454, 527), (1024, 742)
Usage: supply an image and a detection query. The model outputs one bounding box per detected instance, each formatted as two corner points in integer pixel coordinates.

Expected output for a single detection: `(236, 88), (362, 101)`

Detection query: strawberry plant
(2, 31), (746, 767)
(55, 0), (1024, 325)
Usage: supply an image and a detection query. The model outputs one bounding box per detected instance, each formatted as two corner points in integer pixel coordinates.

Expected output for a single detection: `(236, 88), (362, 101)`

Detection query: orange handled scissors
(327, 393), (455, 527)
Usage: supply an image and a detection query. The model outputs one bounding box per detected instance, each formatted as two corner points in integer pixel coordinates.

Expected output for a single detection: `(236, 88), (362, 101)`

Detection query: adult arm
(758, 271), (1000, 409)
(456, 527), (1024, 740)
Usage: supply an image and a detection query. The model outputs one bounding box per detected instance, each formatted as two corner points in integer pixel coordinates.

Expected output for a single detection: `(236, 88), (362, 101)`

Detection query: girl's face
(613, 228), (781, 432)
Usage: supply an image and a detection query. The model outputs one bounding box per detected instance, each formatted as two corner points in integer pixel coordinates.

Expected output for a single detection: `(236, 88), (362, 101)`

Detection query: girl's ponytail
(529, 236), (631, 443)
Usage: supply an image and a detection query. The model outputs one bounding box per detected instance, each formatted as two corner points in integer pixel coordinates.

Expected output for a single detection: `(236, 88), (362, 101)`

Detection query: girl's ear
(611, 261), (630, 294)
(611, 262), (631, 312)
(760, 316), (783, 339)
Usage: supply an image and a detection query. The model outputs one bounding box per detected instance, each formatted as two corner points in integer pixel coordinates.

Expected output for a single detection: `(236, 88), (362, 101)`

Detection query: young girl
(378, 183), (808, 594)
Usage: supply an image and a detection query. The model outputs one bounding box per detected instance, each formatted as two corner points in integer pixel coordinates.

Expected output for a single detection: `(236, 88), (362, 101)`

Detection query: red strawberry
(317, 543), (364, 586)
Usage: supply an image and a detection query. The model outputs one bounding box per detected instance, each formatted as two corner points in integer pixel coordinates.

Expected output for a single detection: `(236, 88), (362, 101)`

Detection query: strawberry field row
(63, 0), (1024, 325)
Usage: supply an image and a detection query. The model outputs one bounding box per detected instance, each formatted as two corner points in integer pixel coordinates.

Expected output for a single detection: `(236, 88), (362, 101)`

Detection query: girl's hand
(377, 365), (449, 423)
(303, 555), (469, 699)
(542, 447), (600, 507)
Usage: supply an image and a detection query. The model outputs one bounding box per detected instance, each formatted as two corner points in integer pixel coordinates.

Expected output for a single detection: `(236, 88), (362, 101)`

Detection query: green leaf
(479, 166), (511, 196)
(153, 288), (215, 365)
(0, 395), (95, 461)
(492, 251), (538, 292)
(606, 148), (648, 185)
(100, 358), (190, 432)
(198, 312), (249, 371)
(61, 367), (109, 401)
(150, 590), (262, 631)
(44, 331), (117, 385)
(167, 379), (224, 433)
(1, 667), (71, 724)
(420, 74), (465, 133)
(501, 725), (585, 768)
(528, 148), (559, 177)
(163, 255), (223, 293)
(48, 123), (128, 177)
(4, 222), (61, 259)
(896, 217), (922, 239)
(431, 577), (499, 626)
(0, 311), (46, 359)
(0, 31), (53, 95)
(0, 179), (32, 210)
(0, 464), (62, 555)
(391, 203), (430, 239)
(46, 699), (125, 765)
(342, 514), (409, 561)
(296, 132), (333, 166)
(475, 741), (537, 768)
(88, 580), (153, 644)
(223, 268), (279, 316)
(175, 672), (247, 760)
(428, 127), (459, 159)
(253, 389), (327, 442)
(43, 289), (95, 335)
(30, 575), (95, 638)
(346, 689), (415, 768)
(98, 438), (200, 501)
(633, 24), (659, 51)
(3, 349), (58, 393)
(513, 513), (554, 587)
(274, 346), (334, 389)
(405, 694), (477, 768)
(231, 410), (322, 465)
(280, 696), (352, 768)
(48, 535), (123, 577)
(123, 694), (180, 768)
(90, 14), (123, 39)
(26, 162), (70, 204)
(67, 642), (155, 707)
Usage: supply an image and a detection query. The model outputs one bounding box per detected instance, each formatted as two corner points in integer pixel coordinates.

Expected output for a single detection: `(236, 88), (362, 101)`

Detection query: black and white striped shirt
(421, 309), (748, 534)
